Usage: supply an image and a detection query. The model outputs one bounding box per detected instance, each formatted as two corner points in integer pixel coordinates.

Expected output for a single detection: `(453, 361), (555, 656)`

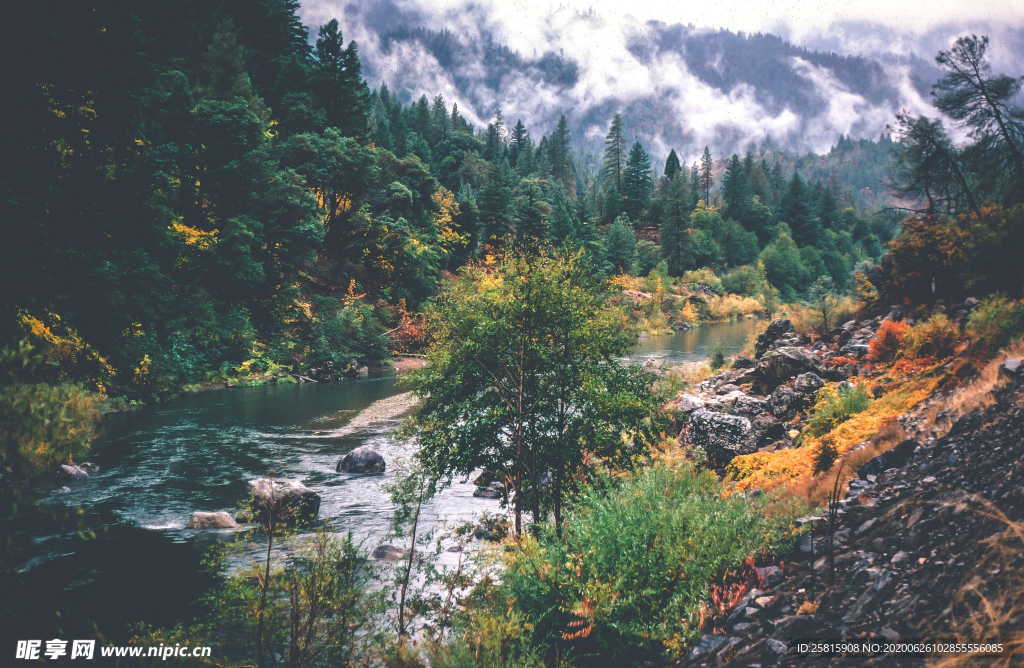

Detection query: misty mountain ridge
(318, 0), (987, 165)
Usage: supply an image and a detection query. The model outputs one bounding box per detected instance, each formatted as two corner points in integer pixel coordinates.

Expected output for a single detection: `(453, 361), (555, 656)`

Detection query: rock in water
(247, 478), (320, 523)
(57, 463), (89, 482)
(372, 544), (408, 561)
(473, 481), (505, 499)
(188, 511), (239, 529)
(336, 446), (386, 473)
(686, 408), (755, 466)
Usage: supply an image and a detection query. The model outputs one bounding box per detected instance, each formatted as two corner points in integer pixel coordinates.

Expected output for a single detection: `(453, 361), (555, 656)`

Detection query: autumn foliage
(867, 319), (910, 362)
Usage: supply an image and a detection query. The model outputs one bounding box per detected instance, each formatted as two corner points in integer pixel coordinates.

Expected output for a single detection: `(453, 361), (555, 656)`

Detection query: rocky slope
(674, 312), (1024, 666)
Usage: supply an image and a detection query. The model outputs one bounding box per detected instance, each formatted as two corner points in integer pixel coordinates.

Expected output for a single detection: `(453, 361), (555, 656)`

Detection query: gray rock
(675, 393), (706, 413)
(336, 446), (385, 474)
(752, 413), (785, 446)
(248, 478), (321, 523)
(731, 393), (771, 417)
(372, 544), (408, 561)
(754, 347), (819, 392)
(755, 319), (794, 358)
(1001, 358), (1022, 377)
(473, 481), (505, 499)
(687, 408), (755, 466)
(57, 464), (89, 482)
(793, 372), (825, 394)
(687, 634), (729, 661)
(188, 511), (239, 529)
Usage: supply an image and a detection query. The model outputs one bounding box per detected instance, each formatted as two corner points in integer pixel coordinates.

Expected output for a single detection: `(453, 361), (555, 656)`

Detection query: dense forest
(4, 1), (1024, 666)
(4, 0), (892, 405)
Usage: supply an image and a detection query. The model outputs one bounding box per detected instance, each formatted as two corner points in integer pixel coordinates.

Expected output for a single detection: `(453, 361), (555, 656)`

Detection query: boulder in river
(473, 481), (505, 499)
(57, 463), (90, 482)
(188, 511), (239, 529)
(372, 544), (409, 561)
(247, 478), (320, 524)
(686, 408), (755, 466)
(336, 446), (386, 474)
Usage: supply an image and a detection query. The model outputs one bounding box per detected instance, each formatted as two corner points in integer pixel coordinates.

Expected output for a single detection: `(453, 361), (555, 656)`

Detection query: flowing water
(2, 320), (758, 643)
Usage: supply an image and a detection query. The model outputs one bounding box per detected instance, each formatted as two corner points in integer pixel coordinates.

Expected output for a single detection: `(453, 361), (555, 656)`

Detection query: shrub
(900, 313), (959, 359)
(967, 294), (1024, 352)
(705, 294), (764, 321)
(804, 384), (871, 438)
(0, 382), (102, 477)
(681, 268), (723, 293)
(494, 464), (797, 663)
(721, 264), (769, 297)
(867, 319), (910, 362)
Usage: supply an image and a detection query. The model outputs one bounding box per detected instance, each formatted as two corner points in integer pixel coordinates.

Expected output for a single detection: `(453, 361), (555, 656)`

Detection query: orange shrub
(867, 319), (909, 362)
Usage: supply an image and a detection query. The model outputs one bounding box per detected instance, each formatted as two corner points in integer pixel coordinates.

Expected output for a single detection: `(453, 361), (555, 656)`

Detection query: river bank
(1, 322), (757, 651)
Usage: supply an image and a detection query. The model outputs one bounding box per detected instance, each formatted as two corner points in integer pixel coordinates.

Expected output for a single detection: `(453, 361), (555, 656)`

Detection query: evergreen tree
(547, 114), (574, 195)
(312, 20), (369, 138)
(664, 149), (682, 180)
(721, 154), (751, 224)
(700, 146), (713, 205)
(604, 215), (637, 273)
(780, 172), (821, 246)
(602, 113), (626, 193)
(621, 141), (653, 222)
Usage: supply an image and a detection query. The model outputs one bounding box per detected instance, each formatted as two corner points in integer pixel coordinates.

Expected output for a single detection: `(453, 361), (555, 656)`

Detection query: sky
(298, 0), (1024, 159)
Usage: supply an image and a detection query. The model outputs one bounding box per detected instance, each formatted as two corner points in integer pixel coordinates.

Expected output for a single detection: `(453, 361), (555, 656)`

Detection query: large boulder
(247, 478), (321, 524)
(336, 446), (385, 474)
(686, 408), (755, 466)
(188, 511), (239, 529)
(753, 347), (819, 393)
(754, 319), (794, 358)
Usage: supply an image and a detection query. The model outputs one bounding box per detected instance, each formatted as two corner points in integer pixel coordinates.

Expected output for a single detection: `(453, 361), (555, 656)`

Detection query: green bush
(0, 382), (102, 477)
(680, 268), (723, 293)
(805, 383), (871, 438)
(492, 464), (797, 663)
(309, 294), (388, 368)
(967, 294), (1024, 352)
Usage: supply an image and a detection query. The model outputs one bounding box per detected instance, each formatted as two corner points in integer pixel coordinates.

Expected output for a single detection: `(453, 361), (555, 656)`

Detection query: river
(2, 320), (758, 645)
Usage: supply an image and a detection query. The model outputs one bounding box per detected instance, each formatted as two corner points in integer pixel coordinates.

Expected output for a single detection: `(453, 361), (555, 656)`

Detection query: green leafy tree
(409, 250), (655, 534)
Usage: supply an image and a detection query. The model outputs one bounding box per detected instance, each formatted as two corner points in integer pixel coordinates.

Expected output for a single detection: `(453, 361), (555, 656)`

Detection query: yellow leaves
(168, 221), (218, 249)
(18, 311), (116, 389)
(342, 279), (367, 306)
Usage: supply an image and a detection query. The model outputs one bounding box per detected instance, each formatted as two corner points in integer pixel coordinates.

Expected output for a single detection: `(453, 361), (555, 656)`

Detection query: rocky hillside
(667, 307), (1024, 666)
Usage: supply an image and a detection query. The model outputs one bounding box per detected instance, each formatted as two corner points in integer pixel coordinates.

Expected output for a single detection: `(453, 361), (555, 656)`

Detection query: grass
(484, 463), (802, 663)
(804, 383), (872, 437)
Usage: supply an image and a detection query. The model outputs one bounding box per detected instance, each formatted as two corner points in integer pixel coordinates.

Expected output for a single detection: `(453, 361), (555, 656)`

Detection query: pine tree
(601, 113), (626, 192)
(780, 172), (821, 247)
(664, 149), (682, 180)
(548, 114), (574, 195)
(313, 20), (369, 138)
(690, 162), (702, 208)
(721, 154), (751, 224)
(621, 141), (653, 222)
(700, 146), (713, 205)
